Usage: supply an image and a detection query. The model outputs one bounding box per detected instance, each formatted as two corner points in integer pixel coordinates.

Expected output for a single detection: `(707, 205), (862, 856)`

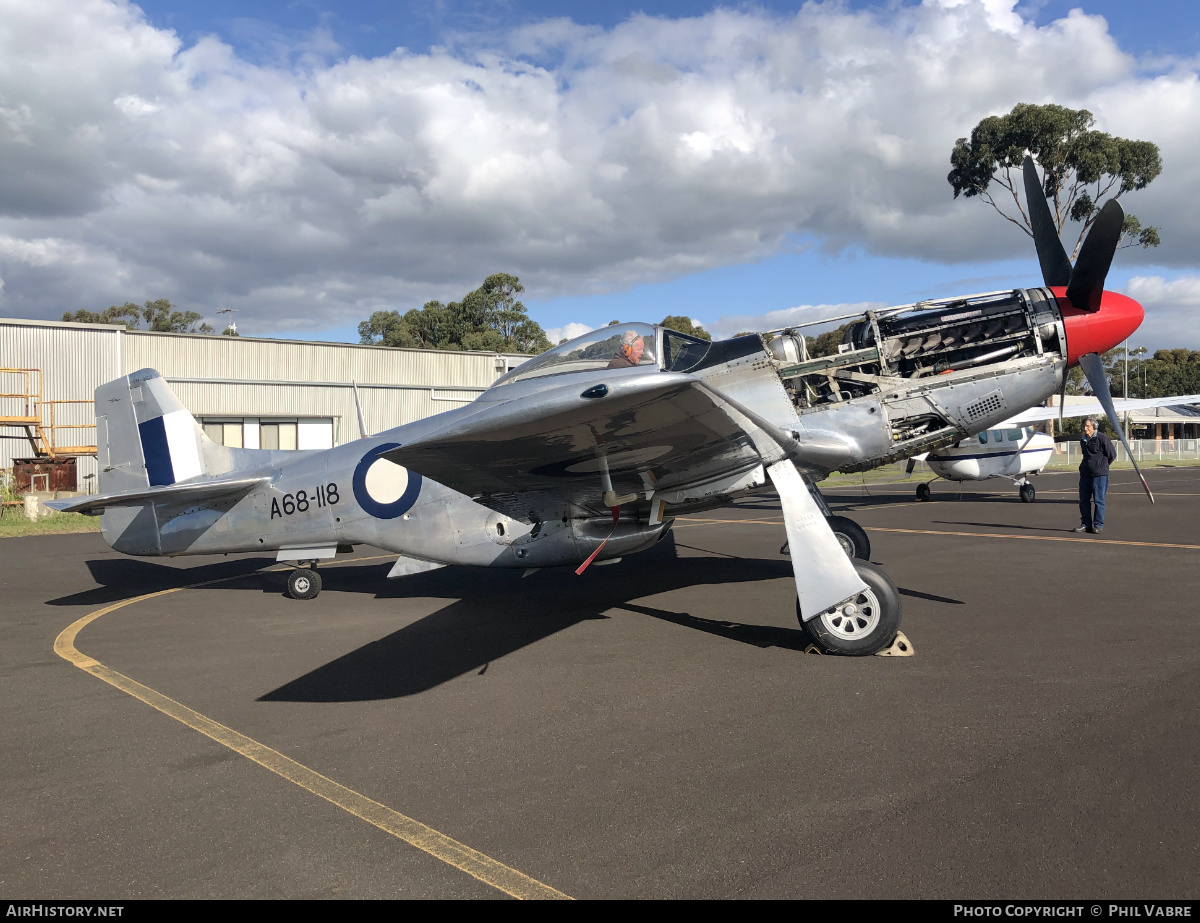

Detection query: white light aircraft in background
(908, 394), (1200, 502)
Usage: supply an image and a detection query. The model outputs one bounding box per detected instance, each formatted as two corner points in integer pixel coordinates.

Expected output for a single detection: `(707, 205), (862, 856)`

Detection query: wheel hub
(820, 588), (881, 641)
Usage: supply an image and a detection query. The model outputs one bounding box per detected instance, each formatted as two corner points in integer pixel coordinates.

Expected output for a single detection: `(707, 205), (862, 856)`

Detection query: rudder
(96, 369), (207, 493)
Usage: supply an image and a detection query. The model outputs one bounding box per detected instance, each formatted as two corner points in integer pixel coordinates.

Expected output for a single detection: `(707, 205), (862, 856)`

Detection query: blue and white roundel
(352, 443), (422, 519)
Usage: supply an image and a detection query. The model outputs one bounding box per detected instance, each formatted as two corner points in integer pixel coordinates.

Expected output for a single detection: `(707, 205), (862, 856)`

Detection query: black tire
(1020, 484), (1036, 503)
(826, 515), (871, 560)
(287, 568), (322, 600)
(916, 482), (932, 502)
(798, 560), (902, 656)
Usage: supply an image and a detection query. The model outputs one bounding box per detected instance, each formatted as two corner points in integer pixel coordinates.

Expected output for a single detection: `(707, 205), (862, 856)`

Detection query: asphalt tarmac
(2, 466), (1199, 899)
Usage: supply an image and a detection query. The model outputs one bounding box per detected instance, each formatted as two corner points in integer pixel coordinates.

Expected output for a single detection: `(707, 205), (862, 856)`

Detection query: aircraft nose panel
(1054, 287), (1144, 366)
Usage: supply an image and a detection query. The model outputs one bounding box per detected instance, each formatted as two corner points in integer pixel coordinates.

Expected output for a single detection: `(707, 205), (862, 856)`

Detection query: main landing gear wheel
(287, 567), (322, 600)
(1019, 484), (1036, 503)
(915, 482), (932, 502)
(826, 515), (871, 560)
(797, 560), (902, 656)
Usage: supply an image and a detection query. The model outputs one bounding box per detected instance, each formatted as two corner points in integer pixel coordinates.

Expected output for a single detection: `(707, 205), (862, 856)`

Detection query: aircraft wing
(45, 476), (267, 515)
(378, 370), (814, 522)
(1004, 395), (1200, 426)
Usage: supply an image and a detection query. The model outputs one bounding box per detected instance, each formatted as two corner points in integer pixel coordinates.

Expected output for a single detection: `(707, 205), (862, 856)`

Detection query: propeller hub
(1054, 287), (1145, 367)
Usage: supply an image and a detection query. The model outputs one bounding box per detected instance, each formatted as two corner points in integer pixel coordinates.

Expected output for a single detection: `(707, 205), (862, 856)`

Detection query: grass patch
(0, 507), (101, 538)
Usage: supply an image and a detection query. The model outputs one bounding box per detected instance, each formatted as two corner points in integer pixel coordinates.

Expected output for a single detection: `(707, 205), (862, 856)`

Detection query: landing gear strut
(286, 565), (322, 600)
(795, 484), (871, 560)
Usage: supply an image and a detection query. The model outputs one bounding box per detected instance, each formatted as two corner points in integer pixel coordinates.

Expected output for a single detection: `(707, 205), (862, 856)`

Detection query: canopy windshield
(494, 323), (659, 386)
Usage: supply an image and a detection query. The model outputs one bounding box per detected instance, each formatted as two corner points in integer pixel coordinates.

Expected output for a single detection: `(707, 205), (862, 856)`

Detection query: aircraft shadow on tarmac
(48, 556), (276, 607)
(259, 545), (803, 703)
(258, 540), (967, 702)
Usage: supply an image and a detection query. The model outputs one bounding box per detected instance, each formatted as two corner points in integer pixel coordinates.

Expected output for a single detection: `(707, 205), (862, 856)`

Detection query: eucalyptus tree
(949, 103), (1162, 258)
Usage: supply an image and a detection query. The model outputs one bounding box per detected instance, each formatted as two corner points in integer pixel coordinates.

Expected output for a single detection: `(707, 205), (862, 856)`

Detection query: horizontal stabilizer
(44, 477), (267, 516)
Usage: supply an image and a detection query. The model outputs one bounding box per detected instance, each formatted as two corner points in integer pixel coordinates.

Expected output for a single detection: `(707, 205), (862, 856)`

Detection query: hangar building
(1, 316), (530, 494)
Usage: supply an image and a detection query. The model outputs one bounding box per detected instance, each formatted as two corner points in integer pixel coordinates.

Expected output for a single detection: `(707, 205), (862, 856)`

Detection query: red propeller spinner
(1054, 288), (1145, 367)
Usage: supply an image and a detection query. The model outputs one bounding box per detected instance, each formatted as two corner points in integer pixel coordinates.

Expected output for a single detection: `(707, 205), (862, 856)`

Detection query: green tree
(1141, 349), (1200, 398)
(948, 103), (1162, 258)
(658, 315), (711, 341)
(805, 324), (851, 358)
(62, 303), (142, 329)
(357, 274), (552, 354)
(139, 299), (214, 333)
(63, 300), (212, 333)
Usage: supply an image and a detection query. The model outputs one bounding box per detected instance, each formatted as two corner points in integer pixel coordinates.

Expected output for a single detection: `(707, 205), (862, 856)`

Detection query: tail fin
(97, 369), (209, 493)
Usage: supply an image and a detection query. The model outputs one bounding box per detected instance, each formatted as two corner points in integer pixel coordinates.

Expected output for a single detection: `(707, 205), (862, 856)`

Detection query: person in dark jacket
(1074, 418), (1117, 533)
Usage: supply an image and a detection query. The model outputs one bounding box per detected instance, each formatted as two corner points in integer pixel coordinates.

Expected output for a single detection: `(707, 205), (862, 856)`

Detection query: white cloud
(0, 0), (1197, 336)
(706, 302), (888, 340)
(1122, 275), (1200, 349)
(544, 321), (594, 343)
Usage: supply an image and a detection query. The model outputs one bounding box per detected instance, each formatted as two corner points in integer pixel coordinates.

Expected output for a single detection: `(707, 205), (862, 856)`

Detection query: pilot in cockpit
(607, 330), (645, 369)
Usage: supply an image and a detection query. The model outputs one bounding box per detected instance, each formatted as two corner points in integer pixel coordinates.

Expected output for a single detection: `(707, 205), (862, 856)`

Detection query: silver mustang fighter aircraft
(51, 159), (1155, 655)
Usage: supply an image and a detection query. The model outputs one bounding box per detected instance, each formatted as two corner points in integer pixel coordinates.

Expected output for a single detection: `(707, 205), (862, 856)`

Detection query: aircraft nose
(1053, 287), (1145, 367)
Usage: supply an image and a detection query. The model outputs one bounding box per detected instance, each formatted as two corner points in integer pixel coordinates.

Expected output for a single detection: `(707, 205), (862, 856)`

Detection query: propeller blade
(1066, 199), (1125, 313)
(1057, 372), (1068, 428)
(1023, 156), (1072, 288)
(905, 458), (916, 479)
(1078, 352), (1155, 503)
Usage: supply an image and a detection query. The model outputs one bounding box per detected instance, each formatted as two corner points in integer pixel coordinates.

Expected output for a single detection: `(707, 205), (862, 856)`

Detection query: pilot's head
(620, 330), (645, 364)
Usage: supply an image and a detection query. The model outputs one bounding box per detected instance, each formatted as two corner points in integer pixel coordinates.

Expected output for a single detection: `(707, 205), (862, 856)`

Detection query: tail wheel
(287, 568), (322, 600)
(798, 560), (902, 656)
(1019, 484), (1036, 503)
(916, 482), (932, 502)
(826, 515), (871, 560)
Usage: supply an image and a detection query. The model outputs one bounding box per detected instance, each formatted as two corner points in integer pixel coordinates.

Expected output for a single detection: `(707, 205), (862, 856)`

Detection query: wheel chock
(875, 630), (914, 657)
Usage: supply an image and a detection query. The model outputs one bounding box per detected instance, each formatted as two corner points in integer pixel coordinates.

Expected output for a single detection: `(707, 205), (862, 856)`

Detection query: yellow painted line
(1024, 490), (1200, 496)
(678, 516), (1200, 551)
(862, 526), (1200, 551)
(53, 565), (571, 901)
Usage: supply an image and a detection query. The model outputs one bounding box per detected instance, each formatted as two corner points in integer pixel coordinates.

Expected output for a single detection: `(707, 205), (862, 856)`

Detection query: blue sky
(131, 1), (1200, 63)
(3, 1), (1200, 351)
(136, 0), (1200, 347)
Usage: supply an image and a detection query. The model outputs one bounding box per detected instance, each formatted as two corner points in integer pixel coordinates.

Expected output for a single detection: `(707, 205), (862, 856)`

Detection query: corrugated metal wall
(2, 318), (530, 493)
(1, 319), (121, 489)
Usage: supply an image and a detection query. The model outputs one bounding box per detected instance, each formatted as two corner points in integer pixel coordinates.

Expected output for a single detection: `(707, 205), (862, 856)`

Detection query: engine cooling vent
(965, 390), (1004, 421)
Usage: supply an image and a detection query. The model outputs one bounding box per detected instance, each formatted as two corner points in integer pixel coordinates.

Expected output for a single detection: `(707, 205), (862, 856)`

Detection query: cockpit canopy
(492, 323), (714, 387)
